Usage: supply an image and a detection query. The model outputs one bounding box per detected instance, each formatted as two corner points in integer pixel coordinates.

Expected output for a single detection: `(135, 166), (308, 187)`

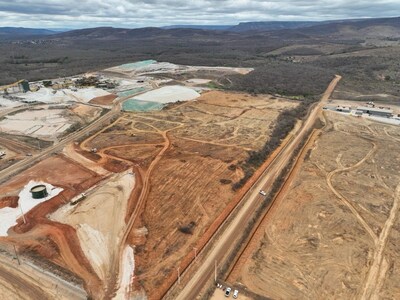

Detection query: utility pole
(177, 267), (181, 285)
(19, 204), (26, 224)
(13, 245), (20, 265)
(214, 260), (217, 283)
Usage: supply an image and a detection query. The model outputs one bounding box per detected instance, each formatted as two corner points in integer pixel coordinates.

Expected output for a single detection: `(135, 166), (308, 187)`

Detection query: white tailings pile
(76, 224), (110, 280)
(0, 109), (71, 137)
(113, 245), (135, 300)
(0, 96), (22, 109)
(67, 88), (110, 102)
(0, 181), (62, 236)
(15, 87), (110, 104)
(186, 78), (211, 84)
(49, 171), (135, 282)
(134, 85), (200, 104)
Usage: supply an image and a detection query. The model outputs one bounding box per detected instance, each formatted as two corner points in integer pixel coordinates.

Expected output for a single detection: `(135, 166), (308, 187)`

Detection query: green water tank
(30, 185), (48, 199)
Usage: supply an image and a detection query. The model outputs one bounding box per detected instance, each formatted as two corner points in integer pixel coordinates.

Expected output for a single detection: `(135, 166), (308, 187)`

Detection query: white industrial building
(356, 106), (393, 118)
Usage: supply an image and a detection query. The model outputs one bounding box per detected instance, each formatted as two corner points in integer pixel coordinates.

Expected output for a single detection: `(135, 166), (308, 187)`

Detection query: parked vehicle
(259, 190), (267, 196)
(233, 289), (239, 298)
(225, 287), (232, 297)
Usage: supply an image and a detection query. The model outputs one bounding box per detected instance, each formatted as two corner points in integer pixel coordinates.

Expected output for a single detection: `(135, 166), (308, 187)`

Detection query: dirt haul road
(0, 92), (143, 184)
(173, 75), (342, 300)
(0, 252), (86, 299)
(0, 108), (118, 184)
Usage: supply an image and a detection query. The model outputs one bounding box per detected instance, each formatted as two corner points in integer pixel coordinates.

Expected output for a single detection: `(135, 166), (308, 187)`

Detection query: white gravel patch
(66, 88), (110, 102)
(0, 96), (22, 108)
(76, 224), (110, 280)
(13, 87), (110, 104)
(113, 245), (135, 300)
(0, 109), (71, 137)
(0, 181), (62, 236)
(134, 85), (200, 104)
(186, 78), (211, 84)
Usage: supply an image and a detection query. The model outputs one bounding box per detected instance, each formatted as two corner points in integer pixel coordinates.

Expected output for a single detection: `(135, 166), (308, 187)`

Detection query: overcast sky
(0, 0), (398, 29)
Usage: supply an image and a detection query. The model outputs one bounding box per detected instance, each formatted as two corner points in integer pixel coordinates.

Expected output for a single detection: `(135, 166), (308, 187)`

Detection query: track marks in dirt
(178, 136), (253, 151)
(360, 184), (400, 300)
(327, 142), (378, 243)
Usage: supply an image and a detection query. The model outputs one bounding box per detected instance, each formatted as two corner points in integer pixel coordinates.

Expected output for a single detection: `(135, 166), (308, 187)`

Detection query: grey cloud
(0, 0), (398, 28)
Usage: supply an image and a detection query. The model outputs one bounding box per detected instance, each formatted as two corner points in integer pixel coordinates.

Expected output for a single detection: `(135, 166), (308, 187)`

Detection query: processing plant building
(356, 106), (393, 118)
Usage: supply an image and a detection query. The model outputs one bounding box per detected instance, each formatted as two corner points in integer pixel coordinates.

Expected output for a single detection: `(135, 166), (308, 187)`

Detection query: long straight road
(174, 75), (342, 300)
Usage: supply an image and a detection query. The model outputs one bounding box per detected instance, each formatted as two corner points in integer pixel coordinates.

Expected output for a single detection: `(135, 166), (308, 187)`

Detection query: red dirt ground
(0, 196), (19, 209)
(0, 154), (102, 196)
(0, 154), (105, 298)
(89, 94), (117, 105)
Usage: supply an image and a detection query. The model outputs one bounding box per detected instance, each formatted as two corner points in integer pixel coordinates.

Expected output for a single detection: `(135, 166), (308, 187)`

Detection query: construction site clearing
(226, 109), (400, 299)
(0, 60), (297, 299)
(0, 60), (250, 172)
(1, 59), (398, 299)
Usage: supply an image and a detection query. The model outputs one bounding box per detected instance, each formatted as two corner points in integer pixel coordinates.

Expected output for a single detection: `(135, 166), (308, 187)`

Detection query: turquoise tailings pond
(122, 99), (164, 112)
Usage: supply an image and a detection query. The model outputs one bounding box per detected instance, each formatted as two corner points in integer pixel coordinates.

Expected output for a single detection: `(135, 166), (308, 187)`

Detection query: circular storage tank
(30, 185), (48, 199)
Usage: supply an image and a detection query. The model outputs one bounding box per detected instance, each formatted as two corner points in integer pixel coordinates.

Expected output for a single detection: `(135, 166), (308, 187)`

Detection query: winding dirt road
(108, 123), (184, 298)
(326, 142), (378, 243)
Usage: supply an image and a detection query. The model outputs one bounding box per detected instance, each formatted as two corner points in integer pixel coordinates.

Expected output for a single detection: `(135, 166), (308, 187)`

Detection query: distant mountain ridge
(228, 21), (320, 31)
(162, 25), (232, 30)
(1, 16), (399, 41)
(0, 27), (58, 37)
(49, 16), (400, 41)
(161, 17), (400, 32)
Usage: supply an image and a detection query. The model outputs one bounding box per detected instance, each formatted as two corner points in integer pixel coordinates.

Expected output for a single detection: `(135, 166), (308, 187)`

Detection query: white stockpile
(113, 245), (135, 300)
(15, 87), (110, 104)
(134, 85), (200, 104)
(0, 181), (62, 236)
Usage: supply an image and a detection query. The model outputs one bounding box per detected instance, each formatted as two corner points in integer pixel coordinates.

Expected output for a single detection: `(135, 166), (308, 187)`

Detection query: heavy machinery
(0, 79), (30, 94)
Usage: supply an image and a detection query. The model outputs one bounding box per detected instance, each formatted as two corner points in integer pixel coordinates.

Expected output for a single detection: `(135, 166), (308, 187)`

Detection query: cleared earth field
(79, 90), (297, 298)
(0, 89), (297, 299)
(228, 110), (400, 299)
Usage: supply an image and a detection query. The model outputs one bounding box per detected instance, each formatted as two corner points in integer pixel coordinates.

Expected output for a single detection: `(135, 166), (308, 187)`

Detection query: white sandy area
(0, 96), (23, 109)
(0, 109), (71, 137)
(135, 62), (181, 74)
(134, 85), (200, 104)
(14, 87), (110, 104)
(0, 181), (62, 236)
(66, 88), (110, 102)
(76, 224), (110, 280)
(14, 88), (67, 103)
(117, 78), (149, 87)
(49, 171), (135, 281)
(193, 65), (254, 74)
(106, 60), (253, 76)
(186, 78), (211, 84)
(113, 245), (135, 300)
